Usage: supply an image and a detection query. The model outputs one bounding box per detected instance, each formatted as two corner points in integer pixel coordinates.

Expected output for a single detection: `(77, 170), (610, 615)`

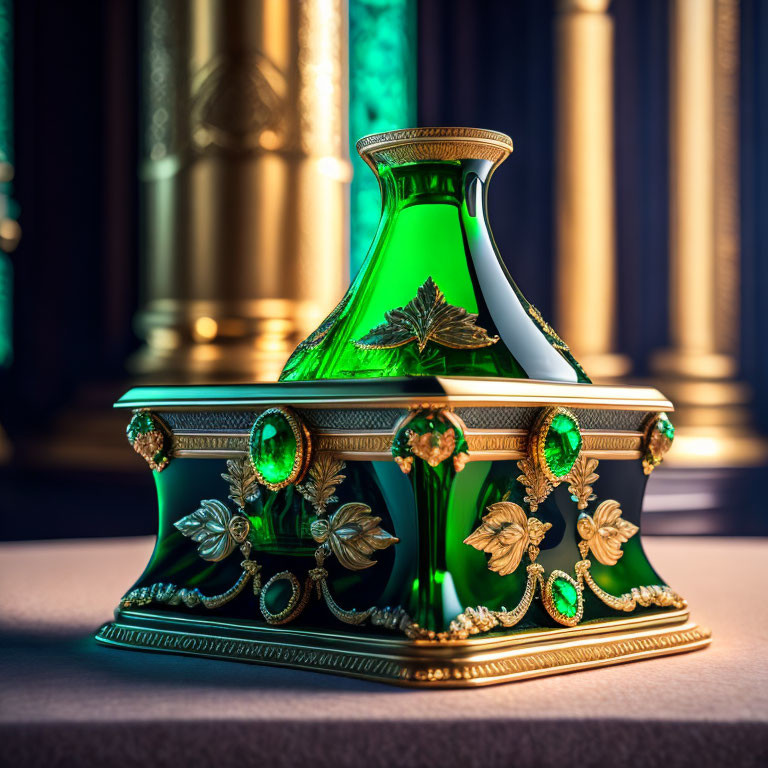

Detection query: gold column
(555, 0), (630, 381)
(652, 0), (766, 465)
(131, 0), (349, 383)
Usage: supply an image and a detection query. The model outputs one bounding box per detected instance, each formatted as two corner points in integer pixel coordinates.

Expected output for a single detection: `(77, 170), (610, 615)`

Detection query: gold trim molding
(96, 613), (710, 687)
(356, 127), (514, 172)
(115, 377), (674, 412)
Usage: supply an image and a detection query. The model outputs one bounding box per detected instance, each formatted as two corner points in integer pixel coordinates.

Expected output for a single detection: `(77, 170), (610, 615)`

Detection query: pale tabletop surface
(0, 536), (766, 767)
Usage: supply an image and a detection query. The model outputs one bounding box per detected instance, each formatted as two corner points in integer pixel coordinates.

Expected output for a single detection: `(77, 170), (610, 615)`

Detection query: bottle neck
(377, 161), (492, 213)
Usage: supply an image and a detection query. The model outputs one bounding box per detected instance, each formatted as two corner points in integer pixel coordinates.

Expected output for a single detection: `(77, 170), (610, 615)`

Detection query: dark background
(2, 0), (767, 539)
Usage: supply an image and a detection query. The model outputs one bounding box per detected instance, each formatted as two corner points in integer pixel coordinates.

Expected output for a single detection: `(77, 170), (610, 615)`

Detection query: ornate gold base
(96, 609), (710, 687)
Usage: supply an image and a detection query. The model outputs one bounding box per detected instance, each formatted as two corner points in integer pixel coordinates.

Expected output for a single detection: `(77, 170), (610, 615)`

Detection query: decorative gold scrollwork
(449, 488), (684, 640)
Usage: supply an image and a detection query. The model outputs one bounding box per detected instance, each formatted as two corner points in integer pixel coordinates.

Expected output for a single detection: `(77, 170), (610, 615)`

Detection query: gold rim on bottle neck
(355, 127), (514, 172)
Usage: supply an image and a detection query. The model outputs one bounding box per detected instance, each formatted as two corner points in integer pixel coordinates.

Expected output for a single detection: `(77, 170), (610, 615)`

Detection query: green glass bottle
(280, 127), (589, 383)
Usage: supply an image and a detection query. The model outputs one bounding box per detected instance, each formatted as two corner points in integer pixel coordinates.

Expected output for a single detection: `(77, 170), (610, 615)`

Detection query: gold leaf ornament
(311, 503), (399, 571)
(567, 456), (599, 510)
(174, 499), (251, 562)
(221, 457), (260, 509)
(577, 499), (639, 566)
(516, 457), (551, 512)
(297, 455), (347, 514)
(354, 276), (499, 352)
(464, 502), (552, 576)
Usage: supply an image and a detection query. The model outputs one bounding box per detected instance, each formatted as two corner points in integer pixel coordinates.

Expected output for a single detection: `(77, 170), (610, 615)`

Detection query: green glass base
(105, 377), (709, 685)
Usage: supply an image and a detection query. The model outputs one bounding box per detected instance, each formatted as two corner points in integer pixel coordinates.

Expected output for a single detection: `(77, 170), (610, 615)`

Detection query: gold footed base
(96, 609), (710, 687)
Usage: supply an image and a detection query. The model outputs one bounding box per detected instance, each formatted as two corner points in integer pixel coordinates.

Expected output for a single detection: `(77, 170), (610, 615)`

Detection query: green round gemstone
(551, 577), (579, 618)
(542, 412), (582, 477)
(249, 410), (298, 486)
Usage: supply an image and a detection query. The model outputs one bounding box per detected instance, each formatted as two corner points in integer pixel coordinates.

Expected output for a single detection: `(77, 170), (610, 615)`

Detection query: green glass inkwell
(97, 128), (710, 685)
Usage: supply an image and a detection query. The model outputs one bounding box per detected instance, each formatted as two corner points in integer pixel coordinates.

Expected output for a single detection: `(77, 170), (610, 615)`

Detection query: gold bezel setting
(542, 570), (584, 627)
(259, 571), (305, 625)
(532, 406), (583, 484)
(248, 406), (312, 491)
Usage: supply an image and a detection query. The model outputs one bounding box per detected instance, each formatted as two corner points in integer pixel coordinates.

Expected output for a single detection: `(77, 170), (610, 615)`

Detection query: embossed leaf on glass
(577, 499), (638, 566)
(174, 499), (239, 562)
(311, 502), (398, 571)
(355, 276), (498, 352)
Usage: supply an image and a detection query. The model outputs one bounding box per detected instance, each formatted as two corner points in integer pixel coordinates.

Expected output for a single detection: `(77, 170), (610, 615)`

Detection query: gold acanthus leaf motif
(221, 457), (260, 510)
(577, 499), (639, 567)
(297, 455), (346, 514)
(463, 502), (552, 576)
(567, 456), (599, 510)
(516, 457), (552, 512)
(408, 428), (455, 467)
(174, 499), (250, 562)
(354, 276), (499, 353)
(310, 503), (399, 571)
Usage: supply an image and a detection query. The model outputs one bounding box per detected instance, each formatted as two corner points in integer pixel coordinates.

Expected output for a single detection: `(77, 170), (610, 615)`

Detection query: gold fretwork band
(172, 429), (644, 461)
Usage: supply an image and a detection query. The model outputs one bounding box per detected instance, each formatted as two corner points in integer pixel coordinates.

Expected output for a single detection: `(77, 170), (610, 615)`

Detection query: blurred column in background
(348, 0), (416, 277)
(131, 0), (350, 383)
(554, 0), (630, 381)
(651, 0), (767, 467)
(0, 0), (19, 461)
